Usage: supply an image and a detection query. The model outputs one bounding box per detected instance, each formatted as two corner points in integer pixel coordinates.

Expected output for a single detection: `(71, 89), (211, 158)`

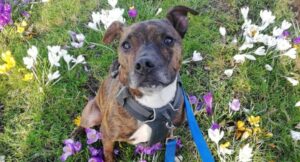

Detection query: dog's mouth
(129, 70), (175, 89)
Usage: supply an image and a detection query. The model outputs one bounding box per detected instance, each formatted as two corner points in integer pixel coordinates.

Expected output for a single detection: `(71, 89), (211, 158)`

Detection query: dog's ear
(166, 6), (198, 38)
(103, 21), (124, 44)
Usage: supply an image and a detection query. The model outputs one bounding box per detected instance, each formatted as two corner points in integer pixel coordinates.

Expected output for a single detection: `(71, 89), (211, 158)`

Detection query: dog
(79, 6), (198, 161)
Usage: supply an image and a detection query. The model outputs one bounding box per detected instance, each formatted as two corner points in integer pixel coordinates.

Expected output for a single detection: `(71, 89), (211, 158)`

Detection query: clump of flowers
(0, 1), (12, 30)
(22, 44), (86, 86)
(69, 31), (85, 48)
(0, 50), (16, 75)
(88, 0), (125, 30)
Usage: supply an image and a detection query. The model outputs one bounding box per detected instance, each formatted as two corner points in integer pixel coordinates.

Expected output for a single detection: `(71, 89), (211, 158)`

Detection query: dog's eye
(121, 41), (131, 50)
(164, 36), (174, 46)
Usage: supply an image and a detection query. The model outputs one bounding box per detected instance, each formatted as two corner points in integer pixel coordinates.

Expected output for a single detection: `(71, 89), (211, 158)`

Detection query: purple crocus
(21, 11), (30, 18)
(176, 138), (183, 149)
(189, 95), (198, 105)
(282, 30), (289, 37)
(0, 2), (12, 30)
(60, 139), (82, 161)
(211, 122), (220, 130)
(203, 92), (213, 116)
(128, 6), (137, 18)
(293, 36), (300, 45)
(86, 128), (102, 144)
(135, 142), (162, 155)
(88, 146), (103, 156)
(229, 98), (241, 111)
(88, 157), (104, 162)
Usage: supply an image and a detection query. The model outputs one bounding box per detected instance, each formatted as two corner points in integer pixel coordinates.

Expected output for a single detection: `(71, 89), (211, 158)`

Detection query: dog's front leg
(102, 138), (115, 162)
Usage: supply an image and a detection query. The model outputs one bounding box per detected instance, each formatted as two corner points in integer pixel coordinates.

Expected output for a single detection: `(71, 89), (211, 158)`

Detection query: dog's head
(103, 6), (198, 93)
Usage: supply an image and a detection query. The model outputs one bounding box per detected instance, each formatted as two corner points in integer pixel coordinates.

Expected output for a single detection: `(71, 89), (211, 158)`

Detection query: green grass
(0, 0), (300, 161)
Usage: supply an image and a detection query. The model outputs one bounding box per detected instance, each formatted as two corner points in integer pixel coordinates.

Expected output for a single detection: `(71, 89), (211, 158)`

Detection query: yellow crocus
(241, 128), (252, 140)
(220, 142), (230, 148)
(21, 20), (28, 27)
(248, 115), (260, 127)
(237, 120), (246, 131)
(253, 127), (261, 134)
(266, 132), (273, 138)
(1, 50), (16, 69)
(17, 25), (25, 33)
(73, 116), (81, 127)
(0, 64), (7, 74)
(22, 73), (33, 81)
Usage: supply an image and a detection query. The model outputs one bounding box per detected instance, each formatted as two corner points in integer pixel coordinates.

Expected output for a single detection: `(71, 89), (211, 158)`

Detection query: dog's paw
(129, 124), (152, 145)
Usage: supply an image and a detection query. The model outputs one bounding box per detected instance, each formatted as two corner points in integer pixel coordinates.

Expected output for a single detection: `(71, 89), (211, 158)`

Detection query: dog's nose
(134, 57), (156, 74)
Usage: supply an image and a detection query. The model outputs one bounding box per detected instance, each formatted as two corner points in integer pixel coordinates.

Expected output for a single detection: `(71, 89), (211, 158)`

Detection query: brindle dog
(79, 6), (198, 161)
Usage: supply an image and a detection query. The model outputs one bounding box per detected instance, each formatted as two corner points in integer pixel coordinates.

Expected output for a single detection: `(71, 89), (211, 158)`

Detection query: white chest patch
(135, 78), (178, 109)
(129, 78), (178, 144)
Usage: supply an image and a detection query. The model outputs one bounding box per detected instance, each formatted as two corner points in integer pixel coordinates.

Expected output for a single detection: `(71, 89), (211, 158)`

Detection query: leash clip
(166, 122), (177, 142)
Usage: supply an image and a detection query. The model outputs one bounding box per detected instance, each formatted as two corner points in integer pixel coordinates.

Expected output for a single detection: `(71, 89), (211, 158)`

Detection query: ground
(0, 0), (299, 161)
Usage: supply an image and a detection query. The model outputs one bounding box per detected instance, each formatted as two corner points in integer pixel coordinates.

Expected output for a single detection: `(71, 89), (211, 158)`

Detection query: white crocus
(281, 20), (292, 31)
(219, 27), (226, 37)
(99, 8), (125, 29)
(272, 26), (283, 37)
(276, 39), (291, 51)
(192, 51), (203, 62)
(27, 45), (38, 61)
(285, 77), (299, 86)
(254, 46), (266, 55)
(265, 64), (273, 71)
(233, 54), (246, 63)
(155, 8), (162, 16)
(238, 144), (253, 162)
(72, 55), (86, 65)
(241, 7), (249, 22)
(23, 57), (34, 69)
(208, 128), (224, 145)
(88, 22), (99, 31)
(282, 48), (297, 59)
(71, 42), (84, 48)
(224, 69), (233, 77)
(220, 147), (233, 156)
(91, 12), (101, 24)
(76, 34), (85, 42)
(108, 0), (118, 8)
(259, 10), (275, 30)
(47, 70), (60, 81)
(47, 46), (62, 67)
(239, 42), (253, 51)
(291, 130), (300, 141)
(244, 54), (256, 60)
(295, 101), (300, 107)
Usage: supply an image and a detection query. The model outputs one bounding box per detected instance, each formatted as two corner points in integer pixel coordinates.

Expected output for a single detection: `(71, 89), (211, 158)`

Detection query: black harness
(111, 61), (183, 145)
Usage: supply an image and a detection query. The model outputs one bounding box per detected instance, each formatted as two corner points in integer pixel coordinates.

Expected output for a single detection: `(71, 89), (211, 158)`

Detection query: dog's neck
(135, 77), (178, 109)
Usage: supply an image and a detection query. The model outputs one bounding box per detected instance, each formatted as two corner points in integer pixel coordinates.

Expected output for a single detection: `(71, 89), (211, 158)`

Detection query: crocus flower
(22, 72), (33, 81)
(265, 64), (273, 71)
(238, 144), (253, 162)
(247, 116), (260, 127)
(224, 69), (233, 77)
(229, 99), (241, 111)
(135, 142), (162, 155)
(88, 157), (104, 162)
(47, 70), (60, 82)
(21, 11), (30, 18)
(282, 48), (297, 59)
(86, 128), (102, 144)
(0, 2), (12, 30)
(295, 101), (300, 107)
(203, 92), (213, 116)
(176, 138), (183, 149)
(219, 27), (226, 37)
(208, 127), (224, 145)
(155, 8), (162, 16)
(68, 31), (85, 48)
(189, 95), (198, 105)
(285, 77), (299, 86)
(293, 36), (300, 45)
(128, 6), (137, 18)
(60, 139), (82, 161)
(282, 30), (289, 37)
(211, 122), (220, 130)
(291, 130), (300, 141)
(192, 50), (203, 62)
(88, 146), (103, 157)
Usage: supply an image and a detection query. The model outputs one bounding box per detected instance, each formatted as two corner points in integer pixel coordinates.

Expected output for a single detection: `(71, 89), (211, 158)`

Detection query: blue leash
(164, 88), (215, 162)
